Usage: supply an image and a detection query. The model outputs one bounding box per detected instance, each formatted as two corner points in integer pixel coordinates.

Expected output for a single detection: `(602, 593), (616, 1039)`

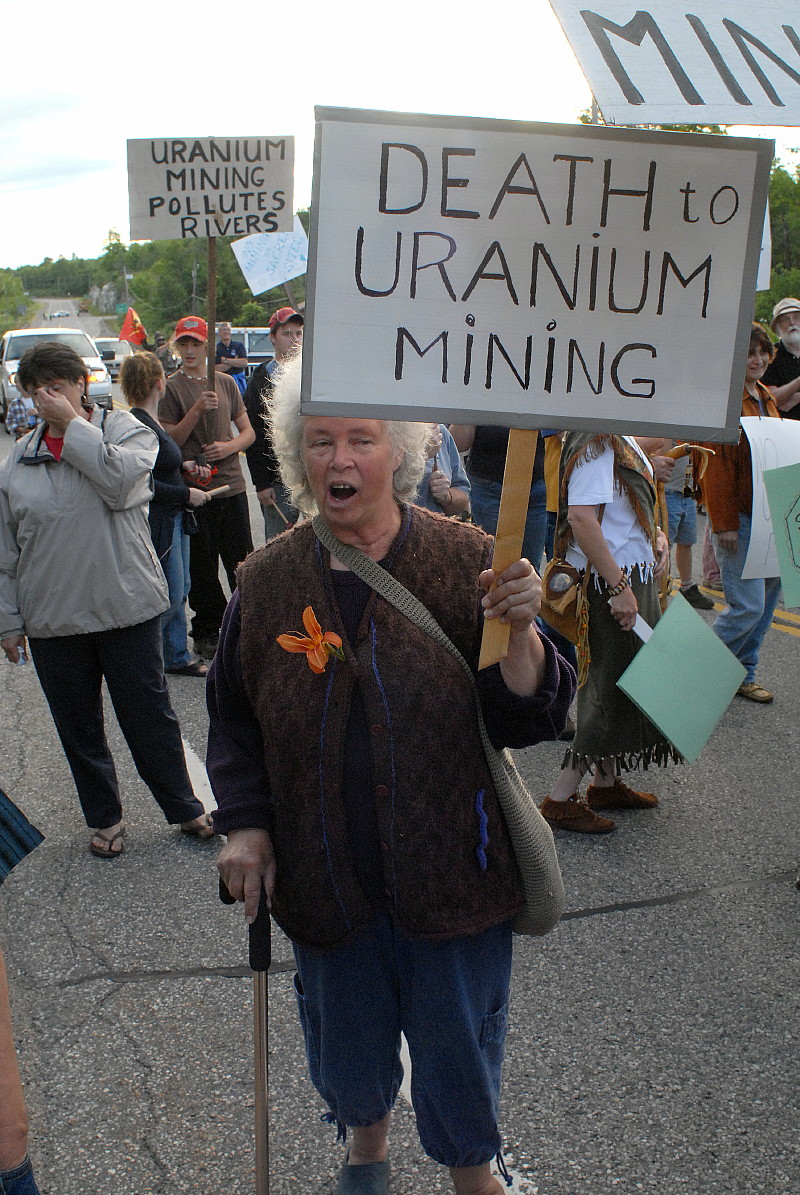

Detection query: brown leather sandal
(89, 827), (126, 859)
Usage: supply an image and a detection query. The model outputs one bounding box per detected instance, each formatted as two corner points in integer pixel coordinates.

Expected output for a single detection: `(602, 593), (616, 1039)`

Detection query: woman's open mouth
(328, 483), (358, 504)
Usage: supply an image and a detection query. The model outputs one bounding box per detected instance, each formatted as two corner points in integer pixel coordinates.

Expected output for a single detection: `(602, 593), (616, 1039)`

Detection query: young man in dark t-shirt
(242, 306), (304, 540)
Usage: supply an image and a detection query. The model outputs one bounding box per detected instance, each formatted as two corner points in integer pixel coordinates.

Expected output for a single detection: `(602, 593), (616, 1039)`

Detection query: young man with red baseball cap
(159, 316), (255, 659)
(242, 307), (304, 540)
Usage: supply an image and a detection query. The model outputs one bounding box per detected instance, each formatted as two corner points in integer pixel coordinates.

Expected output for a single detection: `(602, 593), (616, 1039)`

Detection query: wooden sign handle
(478, 429), (539, 671)
(204, 236), (218, 449)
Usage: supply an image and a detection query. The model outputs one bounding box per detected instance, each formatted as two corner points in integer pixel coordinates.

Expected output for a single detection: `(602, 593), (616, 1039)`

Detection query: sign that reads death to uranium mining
(302, 108), (771, 441)
(127, 136), (294, 242)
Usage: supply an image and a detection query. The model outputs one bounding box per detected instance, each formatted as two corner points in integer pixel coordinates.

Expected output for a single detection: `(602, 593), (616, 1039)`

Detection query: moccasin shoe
(336, 1152), (390, 1195)
(736, 681), (774, 703)
(585, 777), (659, 810)
(539, 795), (615, 834)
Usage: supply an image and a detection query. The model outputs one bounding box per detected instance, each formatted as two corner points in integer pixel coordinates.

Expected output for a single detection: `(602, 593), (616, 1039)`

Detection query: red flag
(118, 307), (147, 345)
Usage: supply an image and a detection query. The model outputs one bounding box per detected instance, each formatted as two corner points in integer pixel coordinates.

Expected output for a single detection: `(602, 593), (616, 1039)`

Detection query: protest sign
(741, 416), (800, 578)
(617, 593), (745, 763)
(302, 107), (771, 440)
(763, 462), (800, 607)
(231, 215), (308, 296)
(128, 136), (294, 241)
(757, 208), (772, 292)
(549, 2), (800, 126)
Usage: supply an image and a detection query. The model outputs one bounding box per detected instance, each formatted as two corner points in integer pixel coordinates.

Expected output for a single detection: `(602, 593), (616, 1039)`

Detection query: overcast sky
(1, 0), (797, 271)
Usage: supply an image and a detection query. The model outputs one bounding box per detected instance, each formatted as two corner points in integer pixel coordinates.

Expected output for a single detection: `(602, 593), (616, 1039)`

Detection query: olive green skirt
(564, 571), (682, 773)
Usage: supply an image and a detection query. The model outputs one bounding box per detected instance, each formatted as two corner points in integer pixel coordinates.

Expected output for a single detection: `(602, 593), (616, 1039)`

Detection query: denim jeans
(712, 515), (782, 683)
(665, 490), (697, 546)
(469, 474), (547, 572)
(0, 1155), (41, 1194)
(161, 513), (193, 670)
(292, 914), (513, 1169)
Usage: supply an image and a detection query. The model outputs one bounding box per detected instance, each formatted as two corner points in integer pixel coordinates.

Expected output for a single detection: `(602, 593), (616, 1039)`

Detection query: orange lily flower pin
(277, 605), (344, 674)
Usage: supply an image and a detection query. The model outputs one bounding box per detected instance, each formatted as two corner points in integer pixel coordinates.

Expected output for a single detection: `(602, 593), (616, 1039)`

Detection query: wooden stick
(204, 236), (218, 450)
(207, 484), (231, 499)
(265, 497), (290, 525)
(478, 429), (539, 670)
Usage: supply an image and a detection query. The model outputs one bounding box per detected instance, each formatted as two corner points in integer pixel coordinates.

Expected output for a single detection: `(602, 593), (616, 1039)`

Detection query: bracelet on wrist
(607, 573), (630, 597)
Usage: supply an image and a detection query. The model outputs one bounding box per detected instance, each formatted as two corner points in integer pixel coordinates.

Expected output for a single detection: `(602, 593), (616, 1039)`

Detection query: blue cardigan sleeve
(206, 590), (274, 835)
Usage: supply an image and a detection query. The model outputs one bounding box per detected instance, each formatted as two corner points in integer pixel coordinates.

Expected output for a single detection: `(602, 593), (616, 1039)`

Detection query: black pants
(189, 492), (253, 641)
(29, 617), (204, 831)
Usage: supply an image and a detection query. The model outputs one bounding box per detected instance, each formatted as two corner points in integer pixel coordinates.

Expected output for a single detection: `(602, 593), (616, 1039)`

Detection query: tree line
(5, 212), (309, 340)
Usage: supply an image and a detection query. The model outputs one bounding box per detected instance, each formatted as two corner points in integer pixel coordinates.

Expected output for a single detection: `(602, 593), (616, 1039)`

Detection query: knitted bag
(312, 515), (565, 937)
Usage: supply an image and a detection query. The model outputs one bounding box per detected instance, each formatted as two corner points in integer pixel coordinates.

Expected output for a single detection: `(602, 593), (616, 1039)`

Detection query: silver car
(94, 337), (135, 382)
(1, 328), (113, 429)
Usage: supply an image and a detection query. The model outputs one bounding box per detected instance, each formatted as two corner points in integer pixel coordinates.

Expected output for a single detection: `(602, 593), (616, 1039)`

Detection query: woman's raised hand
(479, 558), (541, 628)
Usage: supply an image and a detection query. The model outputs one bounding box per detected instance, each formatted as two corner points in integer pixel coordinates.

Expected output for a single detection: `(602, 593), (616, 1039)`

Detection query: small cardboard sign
(762, 461), (800, 606)
(741, 416), (800, 579)
(549, 2), (800, 126)
(231, 215), (308, 296)
(617, 592), (745, 763)
(128, 136), (294, 241)
(302, 107), (771, 440)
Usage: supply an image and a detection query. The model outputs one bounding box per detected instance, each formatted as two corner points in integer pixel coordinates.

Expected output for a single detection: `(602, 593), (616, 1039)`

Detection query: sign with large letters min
(127, 136), (294, 241)
(550, 2), (800, 126)
(302, 107), (771, 440)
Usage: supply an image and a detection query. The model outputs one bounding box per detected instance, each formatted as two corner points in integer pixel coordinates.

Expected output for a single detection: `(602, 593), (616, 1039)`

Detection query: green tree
(0, 270), (32, 337)
(755, 162), (800, 327)
(237, 300), (271, 325)
(577, 108), (729, 136)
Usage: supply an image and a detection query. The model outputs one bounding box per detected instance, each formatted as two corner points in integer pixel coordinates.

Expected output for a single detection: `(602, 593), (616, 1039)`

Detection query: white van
(1, 328), (113, 429)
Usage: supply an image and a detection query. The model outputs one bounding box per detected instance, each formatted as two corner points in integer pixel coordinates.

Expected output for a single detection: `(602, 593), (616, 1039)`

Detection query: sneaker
(679, 583), (715, 611)
(586, 776), (659, 809)
(704, 580), (724, 593)
(736, 681), (773, 703)
(539, 795), (615, 834)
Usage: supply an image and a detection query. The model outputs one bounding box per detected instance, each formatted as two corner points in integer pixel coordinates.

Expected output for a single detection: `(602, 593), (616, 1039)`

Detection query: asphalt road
(0, 394), (797, 1194)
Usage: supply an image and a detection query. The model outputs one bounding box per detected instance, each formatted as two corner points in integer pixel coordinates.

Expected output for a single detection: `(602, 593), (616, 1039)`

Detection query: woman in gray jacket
(0, 342), (214, 858)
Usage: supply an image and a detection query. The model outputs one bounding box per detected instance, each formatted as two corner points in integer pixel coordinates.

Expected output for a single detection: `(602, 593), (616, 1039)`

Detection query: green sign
(115, 303), (127, 315)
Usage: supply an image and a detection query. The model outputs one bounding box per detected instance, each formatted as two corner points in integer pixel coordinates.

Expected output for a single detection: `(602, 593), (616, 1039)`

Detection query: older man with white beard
(763, 298), (800, 416)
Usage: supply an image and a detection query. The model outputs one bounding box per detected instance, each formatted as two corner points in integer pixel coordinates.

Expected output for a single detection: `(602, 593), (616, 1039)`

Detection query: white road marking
(182, 737), (216, 813)
(399, 1033), (412, 1104)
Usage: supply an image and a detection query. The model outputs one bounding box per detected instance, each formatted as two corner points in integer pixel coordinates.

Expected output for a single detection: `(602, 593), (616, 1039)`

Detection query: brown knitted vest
(237, 507), (525, 948)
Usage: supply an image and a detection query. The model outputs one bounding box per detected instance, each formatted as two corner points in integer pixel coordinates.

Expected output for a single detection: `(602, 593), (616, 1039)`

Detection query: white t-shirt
(565, 437), (655, 575)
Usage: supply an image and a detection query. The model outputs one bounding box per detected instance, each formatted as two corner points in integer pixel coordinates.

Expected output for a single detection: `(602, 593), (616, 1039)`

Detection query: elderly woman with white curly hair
(207, 356), (574, 1195)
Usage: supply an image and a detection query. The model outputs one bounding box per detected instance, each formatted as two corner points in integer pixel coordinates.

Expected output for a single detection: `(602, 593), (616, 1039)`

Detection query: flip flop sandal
(89, 827), (126, 859)
(180, 814), (217, 841)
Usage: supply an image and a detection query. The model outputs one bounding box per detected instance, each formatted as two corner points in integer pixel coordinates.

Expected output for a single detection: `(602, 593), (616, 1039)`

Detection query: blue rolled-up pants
(292, 914), (513, 1169)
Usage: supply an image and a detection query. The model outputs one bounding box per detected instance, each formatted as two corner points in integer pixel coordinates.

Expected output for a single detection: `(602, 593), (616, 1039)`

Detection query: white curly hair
(268, 353), (430, 515)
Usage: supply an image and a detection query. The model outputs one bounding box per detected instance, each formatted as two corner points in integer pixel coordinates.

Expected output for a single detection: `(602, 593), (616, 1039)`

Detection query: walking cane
(220, 878), (272, 1195)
